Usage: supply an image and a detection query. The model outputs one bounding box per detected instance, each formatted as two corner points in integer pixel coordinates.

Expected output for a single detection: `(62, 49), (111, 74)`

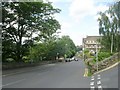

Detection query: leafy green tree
(57, 36), (77, 58)
(2, 1), (61, 62)
(97, 1), (120, 53)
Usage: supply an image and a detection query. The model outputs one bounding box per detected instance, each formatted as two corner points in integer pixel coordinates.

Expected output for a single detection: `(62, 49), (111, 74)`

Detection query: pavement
(2, 60), (90, 88)
(2, 59), (119, 89)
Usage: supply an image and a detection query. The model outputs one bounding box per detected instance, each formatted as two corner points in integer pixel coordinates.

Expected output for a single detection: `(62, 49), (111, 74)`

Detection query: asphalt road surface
(2, 60), (90, 88)
(2, 59), (119, 89)
(90, 64), (119, 89)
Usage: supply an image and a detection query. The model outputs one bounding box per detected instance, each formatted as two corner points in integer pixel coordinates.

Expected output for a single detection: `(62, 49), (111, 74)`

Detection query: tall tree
(2, 1), (61, 62)
(97, 1), (120, 53)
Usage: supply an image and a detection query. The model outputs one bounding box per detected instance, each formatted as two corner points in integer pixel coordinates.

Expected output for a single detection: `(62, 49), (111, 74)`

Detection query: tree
(57, 36), (77, 58)
(97, 1), (120, 53)
(2, 1), (61, 62)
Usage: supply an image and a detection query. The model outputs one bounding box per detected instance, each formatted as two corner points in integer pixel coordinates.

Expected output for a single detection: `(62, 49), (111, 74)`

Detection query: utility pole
(96, 44), (98, 72)
(111, 34), (113, 54)
(83, 39), (85, 61)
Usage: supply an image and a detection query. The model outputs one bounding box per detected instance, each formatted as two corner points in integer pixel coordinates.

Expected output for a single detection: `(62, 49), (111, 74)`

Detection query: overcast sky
(46, 0), (115, 45)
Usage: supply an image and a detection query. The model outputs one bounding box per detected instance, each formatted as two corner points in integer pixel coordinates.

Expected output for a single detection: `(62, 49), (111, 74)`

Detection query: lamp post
(57, 53), (59, 60)
(96, 44), (98, 72)
(83, 39), (85, 61)
(64, 44), (68, 59)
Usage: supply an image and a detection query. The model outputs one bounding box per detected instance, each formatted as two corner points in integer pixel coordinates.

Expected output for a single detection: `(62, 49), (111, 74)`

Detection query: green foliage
(27, 35), (77, 62)
(97, 1), (120, 53)
(93, 52), (111, 62)
(2, 2), (61, 62)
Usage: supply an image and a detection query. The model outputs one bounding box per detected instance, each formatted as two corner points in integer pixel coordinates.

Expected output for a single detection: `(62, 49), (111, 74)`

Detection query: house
(82, 36), (102, 53)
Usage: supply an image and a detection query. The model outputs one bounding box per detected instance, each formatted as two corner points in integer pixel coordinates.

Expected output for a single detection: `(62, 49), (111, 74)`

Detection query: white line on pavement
(98, 74), (100, 77)
(90, 86), (95, 90)
(3, 64), (56, 77)
(90, 82), (94, 86)
(91, 76), (94, 81)
(2, 79), (25, 87)
(98, 85), (102, 88)
(98, 77), (101, 80)
(98, 85), (102, 90)
(97, 74), (101, 80)
(97, 80), (101, 85)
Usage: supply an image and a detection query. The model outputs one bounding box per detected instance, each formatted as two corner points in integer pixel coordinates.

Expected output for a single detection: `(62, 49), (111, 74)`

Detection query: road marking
(97, 80), (101, 85)
(90, 86), (95, 88)
(98, 85), (102, 90)
(91, 76), (94, 80)
(98, 75), (100, 77)
(3, 63), (56, 77)
(46, 64), (56, 66)
(98, 85), (102, 88)
(3, 71), (26, 77)
(97, 74), (101, 79)
(2, 79), (25, 87)
(83, 68), (88, 77)
(90, 86), (95, 90)
(90, 74), (103, 89)
(90, 82), (94, 86)
(98, 77), (101, 80)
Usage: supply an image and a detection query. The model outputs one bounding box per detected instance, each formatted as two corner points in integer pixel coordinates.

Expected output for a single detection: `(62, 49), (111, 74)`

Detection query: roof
(83, 36), (102, 41)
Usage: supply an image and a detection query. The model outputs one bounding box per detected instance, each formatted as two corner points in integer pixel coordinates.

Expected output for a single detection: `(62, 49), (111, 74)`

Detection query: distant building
(82, 36), (102, 52)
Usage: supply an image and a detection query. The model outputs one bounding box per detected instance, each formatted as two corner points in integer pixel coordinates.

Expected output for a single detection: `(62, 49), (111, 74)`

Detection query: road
(90, 64), (119, 90)
(2, 60), (90, 88)
(2, 59), (119, 89)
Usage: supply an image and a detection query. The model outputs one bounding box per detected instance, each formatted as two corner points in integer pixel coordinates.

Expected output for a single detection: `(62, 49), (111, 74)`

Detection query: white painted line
(98, 85), (102, 90)
(98, 77), (101, 80)
(90, 82), (94, 86)
(2, 79), (25, 87)
(97, 81), (101, 85)
(90, 86), (95, 88)
(97, 75), (101, 79)
(90, 86), (95, 90)
(98, 74), (100, 77)
(91, 78), (94, 81)
(46, 64), (56, 66)
(3, 71), (25, 77)
(98, 85), (102, 88)
(91, 76), (94, 80)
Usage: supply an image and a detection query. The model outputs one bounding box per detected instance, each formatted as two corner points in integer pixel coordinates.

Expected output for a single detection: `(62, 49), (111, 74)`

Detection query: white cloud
(69, 0), (95, 22)
(94, 4), (109, 20)
(96, 4), (109, 12)
(69, 0), (109, 22)
(59, 22), (72, 36)
(47, 0), (72, 3)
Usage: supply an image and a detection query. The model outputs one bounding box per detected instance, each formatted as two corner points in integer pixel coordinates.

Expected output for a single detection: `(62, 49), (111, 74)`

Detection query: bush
(92, 52), (111, 62)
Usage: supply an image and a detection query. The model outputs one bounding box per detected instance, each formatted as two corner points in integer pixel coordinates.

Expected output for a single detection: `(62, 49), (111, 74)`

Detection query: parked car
(72, 57), (78, 61)
(74, 58), (78, 61)
(70, 58), (73, 61)
(65, 58), (70, 62)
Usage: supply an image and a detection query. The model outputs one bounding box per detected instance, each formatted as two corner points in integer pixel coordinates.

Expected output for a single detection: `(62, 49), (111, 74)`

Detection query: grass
(87, 69), (92, 76)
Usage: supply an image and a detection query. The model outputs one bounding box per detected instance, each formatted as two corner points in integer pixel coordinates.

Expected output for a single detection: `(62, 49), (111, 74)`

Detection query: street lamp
(57, 53), (59, 59)
(83, 39), (86, 61)
(64, 44), (68, 59)
(96, 44), (98, 72)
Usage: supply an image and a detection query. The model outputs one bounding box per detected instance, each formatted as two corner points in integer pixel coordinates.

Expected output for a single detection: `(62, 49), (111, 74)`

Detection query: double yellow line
(83, 68), (88, 77)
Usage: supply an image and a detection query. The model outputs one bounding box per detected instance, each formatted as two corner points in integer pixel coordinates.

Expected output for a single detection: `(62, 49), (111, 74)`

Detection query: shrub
(92, 52), (111, 62)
